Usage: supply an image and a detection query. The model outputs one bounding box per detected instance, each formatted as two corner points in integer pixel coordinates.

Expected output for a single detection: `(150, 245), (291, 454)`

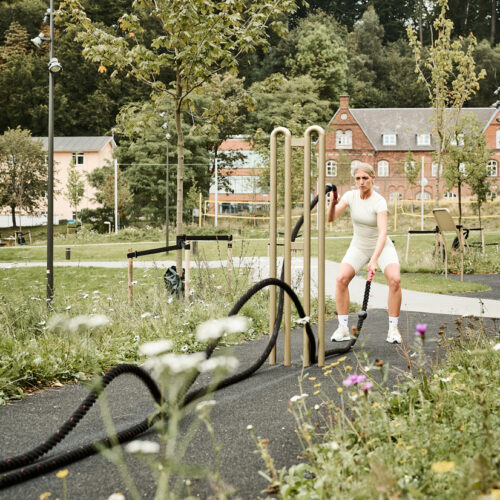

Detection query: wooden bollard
(128, 248), (133, 306)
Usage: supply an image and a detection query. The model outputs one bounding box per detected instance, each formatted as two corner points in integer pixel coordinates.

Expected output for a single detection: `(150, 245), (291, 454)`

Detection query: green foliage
(0, 127), (48, 227)
(65, 155), (85, 220)
(404, 150), (419, 188)
(264, 320), (500, 499)
(407, 0), (486, 203)
(287, 11), (348, 102)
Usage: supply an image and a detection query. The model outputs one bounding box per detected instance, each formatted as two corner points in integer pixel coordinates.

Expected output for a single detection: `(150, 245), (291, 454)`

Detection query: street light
(32, 0), (62, 304)
(160, 111), (171, 255)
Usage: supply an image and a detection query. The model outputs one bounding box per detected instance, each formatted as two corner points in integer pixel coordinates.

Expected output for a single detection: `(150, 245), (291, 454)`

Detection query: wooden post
(199, 193), (202, 228)
(227, 241), (233, 288)
(185, 244), (190, 302)
(405, 229), (411, 263)
(128, 248), (134, 306)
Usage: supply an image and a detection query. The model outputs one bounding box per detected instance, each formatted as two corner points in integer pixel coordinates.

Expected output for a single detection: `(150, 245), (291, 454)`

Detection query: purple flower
(343, 374), (368, 387)
(363, 382), (374, 391)
(343, 374), (359, 386)
(415, 323), (427, 336)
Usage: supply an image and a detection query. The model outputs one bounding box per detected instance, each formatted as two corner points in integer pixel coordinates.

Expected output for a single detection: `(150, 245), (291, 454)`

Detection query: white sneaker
(386, 325), (402, 344)
(331, 325), (351, 342)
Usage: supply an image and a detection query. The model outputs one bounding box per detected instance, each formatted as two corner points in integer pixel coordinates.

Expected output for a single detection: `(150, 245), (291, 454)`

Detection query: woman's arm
(327, 197), (348, 222)
(367, 210), (388, 274)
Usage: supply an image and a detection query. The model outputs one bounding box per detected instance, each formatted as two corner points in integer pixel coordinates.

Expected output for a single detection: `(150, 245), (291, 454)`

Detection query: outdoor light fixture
(30, 33), (50, 48)
(48, 57), (62, 73)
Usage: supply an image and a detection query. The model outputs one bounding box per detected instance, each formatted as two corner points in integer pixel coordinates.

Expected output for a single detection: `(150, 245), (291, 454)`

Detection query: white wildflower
(124, 440), (160, 455)
(107, 297), (112, 301)
(82, 294), (89, 299)
(139, 339), (173, 357)
(107, 493), (125, 500)
(246, 425), (253, 430)
(196, 316), (250, 342)
(493, 343), (500, 351)
(199, 356), (240, 373)
(65, 305), (72, 310)
(314, 404), (320, 411)
(440, 377), (452, 382)
(195, 400), (216, 414)
(167, 296), (173, 304)
(154, 352), (205, 374)
(141, 312), (152, 318)
(181, 345), (189, 352)
(37, 321), (46, 326)
(295, 316), (310, 325)
(290, 393), (309, 403)
(327, 441), (339, 451)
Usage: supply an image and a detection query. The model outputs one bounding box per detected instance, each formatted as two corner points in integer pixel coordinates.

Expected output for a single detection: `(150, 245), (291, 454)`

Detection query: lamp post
(32, 1), (62, 304)
(160, 111), (170, 254)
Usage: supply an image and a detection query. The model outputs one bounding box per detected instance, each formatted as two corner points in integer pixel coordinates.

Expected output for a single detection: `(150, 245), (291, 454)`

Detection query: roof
(32, 136), (114, 152)
(343, 108), (497, 151)
(219, 137), (253, 151)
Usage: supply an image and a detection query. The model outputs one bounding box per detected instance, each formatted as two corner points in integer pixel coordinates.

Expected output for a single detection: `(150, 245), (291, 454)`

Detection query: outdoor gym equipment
(126, 234), (233, 304)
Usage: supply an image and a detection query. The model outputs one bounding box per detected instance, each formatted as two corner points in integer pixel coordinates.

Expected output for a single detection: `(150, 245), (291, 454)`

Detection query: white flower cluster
(47, 313), (109, 332)
(196, 316), (250, 342)
(124, 440), (160, 455)
(295, 316), (310, 326)
(290, 393), (309, 403)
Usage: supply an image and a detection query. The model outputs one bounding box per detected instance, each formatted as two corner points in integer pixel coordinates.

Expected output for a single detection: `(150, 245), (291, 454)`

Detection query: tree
(403, 150), (420, 195)
(61, 0), (300, 274)
(0, 127), (48, 228)
(407, 0), (486, 204)
(454, 116), (493, 228)
(286, 11), (348, 102)
(247, 74), (333, 207)
(65, 155), (85, 221)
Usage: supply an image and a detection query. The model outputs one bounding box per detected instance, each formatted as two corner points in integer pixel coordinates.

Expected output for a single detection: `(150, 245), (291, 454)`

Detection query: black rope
(1, 182), (377, 490)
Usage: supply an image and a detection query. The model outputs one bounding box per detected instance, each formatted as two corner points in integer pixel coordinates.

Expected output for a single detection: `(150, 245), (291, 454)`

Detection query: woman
(327, 162), (402, 344)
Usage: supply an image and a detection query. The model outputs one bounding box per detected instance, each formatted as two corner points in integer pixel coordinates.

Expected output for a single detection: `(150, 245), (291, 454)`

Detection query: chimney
(339, 94), (349, 109)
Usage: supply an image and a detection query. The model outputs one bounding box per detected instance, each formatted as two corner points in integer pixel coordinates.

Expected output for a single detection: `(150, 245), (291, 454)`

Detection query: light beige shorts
(341, 240), (399, 273)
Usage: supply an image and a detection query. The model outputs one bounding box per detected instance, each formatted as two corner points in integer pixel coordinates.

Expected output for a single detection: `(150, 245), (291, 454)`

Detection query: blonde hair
(352, 162), (375, 178)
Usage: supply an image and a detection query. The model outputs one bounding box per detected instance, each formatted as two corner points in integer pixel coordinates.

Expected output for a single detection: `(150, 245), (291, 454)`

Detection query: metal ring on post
(303, 126), (326, 366)
(269, 127), (292, 365)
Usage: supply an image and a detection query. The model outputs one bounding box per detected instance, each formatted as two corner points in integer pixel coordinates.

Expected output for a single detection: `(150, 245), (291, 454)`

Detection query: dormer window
(382, 133), (397, 146)
(416, 133), (431, 146)
(336, 130), (352, 149)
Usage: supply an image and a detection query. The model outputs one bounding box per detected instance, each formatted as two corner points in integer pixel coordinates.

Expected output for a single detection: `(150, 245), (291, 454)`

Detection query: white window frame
(443, 191), (457, 199)
(404, 161), (415, 173)
(326, 160), (337, 177)
(72, 152), (84, 166)
(431, 162), (443, 177)
(336, 130), (352, 149)
(389, 192), (403, 202)
(416, 133), (431, 146)
(377, 160), (389, 177)
(459, 162), (466, 174)
(487, 160), (498, 177)
(382, 133), (397, 146)
(416, 191), (431, 200)
(450, 134), (464, 147)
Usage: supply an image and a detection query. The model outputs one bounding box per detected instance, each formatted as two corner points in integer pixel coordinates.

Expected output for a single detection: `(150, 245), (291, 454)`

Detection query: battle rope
(0, 183), (375, 489)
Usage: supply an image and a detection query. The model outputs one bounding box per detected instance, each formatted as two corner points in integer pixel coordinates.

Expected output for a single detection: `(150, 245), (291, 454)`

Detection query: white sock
(389, 316), (399, 328)
(338, 315), (349, 328)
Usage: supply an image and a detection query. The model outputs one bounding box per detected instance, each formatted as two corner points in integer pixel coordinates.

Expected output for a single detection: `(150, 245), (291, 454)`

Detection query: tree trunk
(419, 0), (423, 44)
(492, 0), (497, 45)
(458, 181), (462, 226)
(174, 72), (184, 279)
(10, 205), (16, 229)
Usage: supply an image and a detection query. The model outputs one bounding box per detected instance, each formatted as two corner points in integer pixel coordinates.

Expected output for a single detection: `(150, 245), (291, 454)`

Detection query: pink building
(0, 136), (114, 227)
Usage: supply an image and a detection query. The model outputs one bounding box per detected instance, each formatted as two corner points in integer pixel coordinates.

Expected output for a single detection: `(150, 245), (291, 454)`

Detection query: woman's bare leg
(335, 263), (356, 315)
(384, 263), (401, 317)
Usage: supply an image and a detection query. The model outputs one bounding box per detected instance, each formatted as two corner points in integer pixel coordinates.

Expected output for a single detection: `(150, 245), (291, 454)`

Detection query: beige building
(0, 136), (114, 227)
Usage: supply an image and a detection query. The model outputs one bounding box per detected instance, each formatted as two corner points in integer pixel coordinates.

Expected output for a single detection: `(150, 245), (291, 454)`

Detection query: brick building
(208, 136), (268, 216)
(325, 94), (500, 201)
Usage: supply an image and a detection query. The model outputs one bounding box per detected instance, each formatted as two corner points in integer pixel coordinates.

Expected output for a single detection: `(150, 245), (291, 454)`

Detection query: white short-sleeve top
(341, 189), (388, 251)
